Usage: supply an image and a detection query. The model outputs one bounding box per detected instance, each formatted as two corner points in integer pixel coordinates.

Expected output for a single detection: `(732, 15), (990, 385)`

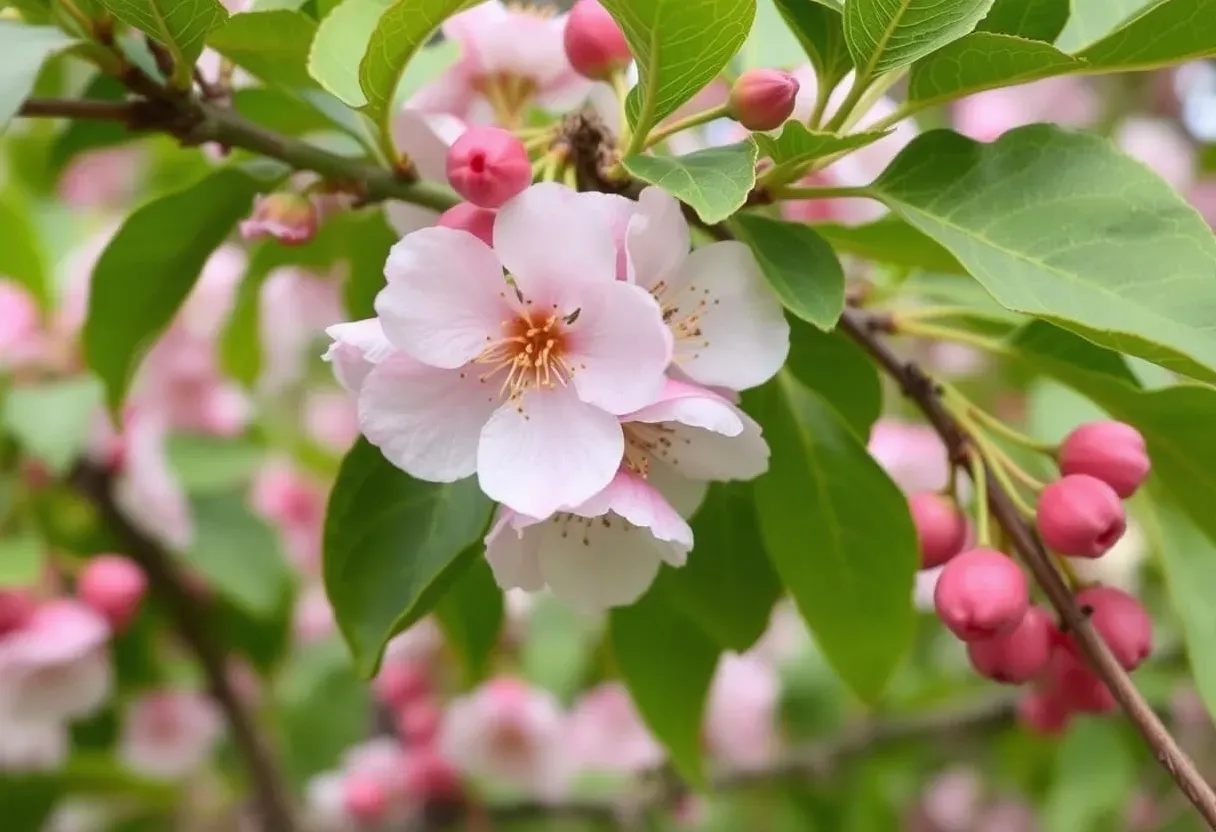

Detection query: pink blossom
(259, 267), (345, 393)
(240, 193), (319, 246)
(0, 279), (45, 369)
(1115, 116), (1196, 192)
(58, 146), (144, 210)
(954, 76), (1100, 141)
(119, 689), (223, 779)
(304, 389), (360, 453)
(867, 417), (952, 495)
(705, 653), (780, 769)
(438, 677), (569, 798)
(113, 408), (193, 550)
(569, 683), (663, 774)
(293, 584), (337, 645)
(383, 618), (445, 667)
(345, 183), (672, 519)
(0, 715), (67, 772)
(385, 111), (465, 237)
(0, 599), (112, 723)
(324, 319), (397, 395)
(250, 460), (326, 570)
(408, 1), (593, 124)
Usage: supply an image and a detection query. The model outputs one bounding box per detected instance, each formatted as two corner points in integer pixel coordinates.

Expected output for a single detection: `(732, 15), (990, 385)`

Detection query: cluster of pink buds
(911, 420), (1154, 734)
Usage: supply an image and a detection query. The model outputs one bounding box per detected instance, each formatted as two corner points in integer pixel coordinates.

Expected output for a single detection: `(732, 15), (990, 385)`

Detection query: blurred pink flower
(58, 146), (144, 211)
(704, 653), (779, 770)
(113, 408), (193, 550)
(259, 267), (344, 394)
(293, 584), (337, 645)
(0, 279), (45, 369)
(1115, 116), (1196, 191)
(304, 389), (360, 454)
(569, 683), (663, 775)
(0, 716), (67, 772)
(119, 689), (223, 780)
(954, 76), (1099, 141)
(867, 417), (952, 495)
(250, 459), (326, 570)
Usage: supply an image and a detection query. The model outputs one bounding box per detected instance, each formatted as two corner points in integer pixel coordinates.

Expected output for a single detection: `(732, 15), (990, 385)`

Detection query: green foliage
(323, 438), (493, 676)
(0, 22), (76, 133)
(184, 493), (291, 616)
(733, 214), (845, 329)
(772, 0), (853, 95)
(308, 0), (393, 107)
(3, 376), (103, 474)
(754, 121), (890, 186)
(1074, 0), (1216, 73)
(1055, 0), (1156, 51)
(1043, 719), (1136, 831)
(623, 141), (759, 225)
(94, 0), (228, 83)
(0, 192), (50, 307)
(844, 0), (997, 77)
(812, 215), (965, 273)
(783, 318), (883, 436)
(207, 10), (318, 88)
(976, 0), (1069, 40)
(0, 530), (46, 587)
(434, 554), (504, 687)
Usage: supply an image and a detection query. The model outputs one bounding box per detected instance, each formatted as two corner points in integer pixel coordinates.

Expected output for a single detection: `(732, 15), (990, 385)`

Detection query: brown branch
(72, 462), (298, 832)
(837, 307), (1216, 829)
(19, 98), (139, 122)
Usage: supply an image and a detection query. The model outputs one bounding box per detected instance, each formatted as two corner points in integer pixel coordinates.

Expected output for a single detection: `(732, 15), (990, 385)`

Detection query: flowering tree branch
(71, 462), (298, 832)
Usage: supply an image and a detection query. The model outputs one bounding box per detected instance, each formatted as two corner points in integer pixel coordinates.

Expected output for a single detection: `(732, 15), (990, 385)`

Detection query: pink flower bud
(401, 749), (461, 801)
(77, 555), (147, 632)
(342, 773), (388, 826)
(564, 0), (632, 81)
(934, 548), (1029, 642)
(1047, 648), (1117, 713)
(396, 699), (441, 746)
(1072, 586), (1152, 671)
(1059, 420), (1150, 498)
(436, 203), (496, 247)
(1017, 689), (1071, 736)
(909, 493), (968, 569)
(728, 69), (800, 132)
(239, 193), (318, 246)
(0, 589), (36, 637)
(967, 606), (1054, 684)
(373, 660), (430, 708)
(1036, 474), (1126, 558)
(445, 127), (532, 209)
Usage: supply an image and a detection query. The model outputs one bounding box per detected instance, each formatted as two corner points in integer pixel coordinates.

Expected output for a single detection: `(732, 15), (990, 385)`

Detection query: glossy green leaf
(521, 595), (600, 702)
(3, 377), (103, 474)
(1075, 0), (1216, 73)
(749, 374), (917, 701)
(844, 0), (996, 77)
(1044, 719), (1135, 832)
(435, 554), (503, 687)
(94, 0), (227, 75)
(906, 33), (1085, 109)
(653, 483), (781, 652)
(773, 0), (853, 93)
(0, 531), (46, 587)
(601, 0), (756, 139)
(0, 22), (76, 133)
(207, 10), (317, 88)
(0, 194), (50, 308)
(783, 317), (882, 436)
(610, 588), (720, 783)
(358, 0), (474, 125)
(84, 167), (276, 413)
(754, 121), (890, 186)
(623, 141), (758, 225)
(231, 88), (335, 136)
(976, 0), (1069, 40)
(871, 125), (1216, 385)
(1055, 0), (1154, 51)
(732, 213), (845, 329)
(308, 0), (392, 106)
(812, 216), (964, 273)
(166, 434), (265, 494)
(184, 493), (291, 616)
(324, 438), (494, 676)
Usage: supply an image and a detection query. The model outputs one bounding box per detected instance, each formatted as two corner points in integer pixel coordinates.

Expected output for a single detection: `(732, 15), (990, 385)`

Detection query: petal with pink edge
(377, 227), (511, 369)
(623, 377), (743, 435)
(477, 385), (622, 519)
(359, 354), (499, 482)
(483, 510), (546, 592)
(493, 184), (617, 297)
(642, 409), (770, 482)
(664, 241), (789, 391)
(626, 187), (690, 290)
(573, 469), (692, 553)
(324, 319), (395, 393)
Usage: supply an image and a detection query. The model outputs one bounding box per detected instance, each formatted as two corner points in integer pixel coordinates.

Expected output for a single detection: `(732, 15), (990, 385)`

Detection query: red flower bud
(1047, 647), (1117, 714)
(1036, 474), (1126, 558)
(564, 0), (632, 81)
(77, 554), (147, 632)
(0, 589), (36, 637)
(373, 660), (430, 708)
(445, 127), (532, 209)
(967, 606), (1055, 683)
(436, 202), (496, 247)
(1059, 420), (1150, 498)
(909, 492), (968, 569)
(239, 192), (318, 246)
(728, 69), (799, 131)
(1072, 586), (1152, 671)
(342, 775), (388, 826)
(934, 548), (1029, 642)
(396, 699), (441, 746)
(1017, 689), (1071, 736)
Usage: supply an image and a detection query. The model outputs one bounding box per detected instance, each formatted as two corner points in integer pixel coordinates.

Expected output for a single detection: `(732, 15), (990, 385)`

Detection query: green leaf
(521, 594), (599, 701)
(906, 33), (1085, 110)
(434, 554), (503, 687)
(393, 41), (460, 110)
(308, 0), (393, 107)
(49, 74), (135, 172)
(0, 195), (49, 307)
(0, 531), (46, 587)
(166, 434), (265, 494)
(870, 125), (1216, 385)
(772, 0), (853, 93)
(732, 213), (845, 329)
(844, 0), (996, 77)
(358, 0), (473, 125)
(652, 483), (781, 652)
(741, 0), (814, 69)
(218, 256), (273, 388)
(977, 0), (1069, 40)
(0, 22), (76, 133)
(610, 588), (720, 783)
(754, 120), (890, 186)
(184, 493), (291, 616)
(622, 141), (758, 225)
(207, 10), (318, 88)
(323, 438), (494, 676)
(601, 0), (756, 139)
(811, 216), (965, 273)
(1044, 719), (1135, 832)
(94, 0), (227, 77)
(231, 88), (335, 136)
(1054, 0), (1153, 51)
(1074, 0), (1216, 74)
(3, 377), (103, 475)
(83, 167), (273, 414)
(340, 209), (399, 318)
(748, 374), (917, 702)
(783, 317), (882, 436)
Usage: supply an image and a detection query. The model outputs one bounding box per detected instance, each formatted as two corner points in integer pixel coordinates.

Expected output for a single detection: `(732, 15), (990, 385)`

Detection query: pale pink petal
(477, 384), (623, 518)
(483, 509), (546, 592)
(385, 201), (440, 238)
(1115, 116), (1196, 192)
(646, 461), (708, 519)
(564, 280), (671, 414)
(324, 319), (396, 393)
(0, 716), (67, 772)
(535, 71), (595, 113)
(377, 227), (511, 369)
(493, 184), (617, 295)
(623, 377), (743, 433)
(626, 187), (690, 290)
(115, 411), (193, 551)
(407, 65), (477, 117)
(705, 653), (780, 769)
(393, 110), (464, 181)
(662, 242), (789, 390)
(572, 469), (692, 555)
(582, 190), (638, 281)
(630, 408), (770, 483)
(359, 354), (499, 482)
(569, 683), (663, 774)
(119, 690), (223, 780)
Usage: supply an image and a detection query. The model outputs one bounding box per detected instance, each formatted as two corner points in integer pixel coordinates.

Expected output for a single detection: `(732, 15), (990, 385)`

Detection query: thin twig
(72, 462), (297, 832)
(19, 98), (138, 121)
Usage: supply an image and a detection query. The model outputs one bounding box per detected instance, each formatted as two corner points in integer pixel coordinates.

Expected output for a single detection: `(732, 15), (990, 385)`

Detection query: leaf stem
(643, 103), (730, 149)
(940, 385), (1057, 455)
(823, 72), (873, 133)
(891, 305), (1014, 327)
(890, 319), (1007, 355)
(969, 450), (991, 547)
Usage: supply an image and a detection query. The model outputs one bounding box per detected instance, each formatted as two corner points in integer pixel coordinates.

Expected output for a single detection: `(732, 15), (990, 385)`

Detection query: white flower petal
(324, 318), (395, 393)
(627, 187), (690, 289)
(484, 509), (546, 592)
